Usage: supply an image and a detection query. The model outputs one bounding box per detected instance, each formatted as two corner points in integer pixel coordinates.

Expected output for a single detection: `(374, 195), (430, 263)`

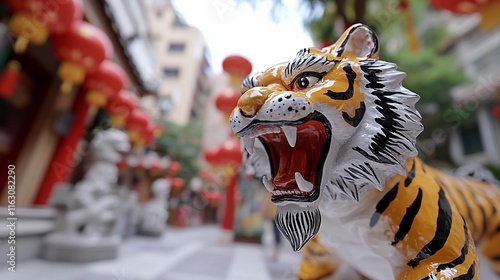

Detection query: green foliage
(157, 120), (204, 182)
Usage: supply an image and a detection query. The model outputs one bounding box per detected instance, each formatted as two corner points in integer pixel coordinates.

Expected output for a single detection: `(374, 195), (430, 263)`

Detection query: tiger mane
(324, 59), (423, 202)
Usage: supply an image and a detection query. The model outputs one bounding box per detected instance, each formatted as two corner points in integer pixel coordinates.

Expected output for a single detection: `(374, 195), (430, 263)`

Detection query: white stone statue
(137, 178), (171, 236)
(43, 129), (130, 262)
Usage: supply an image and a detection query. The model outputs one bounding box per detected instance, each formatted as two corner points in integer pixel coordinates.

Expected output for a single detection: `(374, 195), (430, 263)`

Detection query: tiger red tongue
(274, 149), (310, 188)
(261, 120), (327, 191)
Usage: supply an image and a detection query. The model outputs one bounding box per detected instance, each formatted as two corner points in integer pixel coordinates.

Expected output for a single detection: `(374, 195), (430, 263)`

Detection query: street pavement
(0, 224), (497, 280)
(0, 224), (302, 280)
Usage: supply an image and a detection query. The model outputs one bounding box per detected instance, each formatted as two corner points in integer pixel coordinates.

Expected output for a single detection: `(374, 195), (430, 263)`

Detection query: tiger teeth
(242, 136), (255, 154)
(295, 172), (314, 192)
(262, 176), (275, 192)
(282, 126), (297, 148)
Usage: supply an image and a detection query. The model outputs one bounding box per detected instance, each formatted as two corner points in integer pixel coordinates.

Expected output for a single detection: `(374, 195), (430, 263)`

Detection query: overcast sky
(170, 0), (314, 75)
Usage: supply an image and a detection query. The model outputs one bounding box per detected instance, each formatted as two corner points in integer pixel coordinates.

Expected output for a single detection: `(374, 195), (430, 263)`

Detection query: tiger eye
(297, 77), (309, 89)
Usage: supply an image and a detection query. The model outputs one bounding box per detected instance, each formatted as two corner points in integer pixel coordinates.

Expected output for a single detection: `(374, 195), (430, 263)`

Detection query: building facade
(442, 14), (500, 168)
(144, 0), (211, 126)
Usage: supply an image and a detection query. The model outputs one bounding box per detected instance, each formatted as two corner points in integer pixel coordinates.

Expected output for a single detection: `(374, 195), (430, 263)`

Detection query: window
(162, 67), (179, 78)
(459, 123), (484, 155)
(169, 42), (185, 52)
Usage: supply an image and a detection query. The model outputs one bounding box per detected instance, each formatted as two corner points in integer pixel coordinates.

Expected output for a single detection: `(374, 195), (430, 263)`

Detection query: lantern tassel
(13, 37), (29, 54)
(479, 1), (500, 30)
(399, 0), (419, 52)
(60, 81), (73, 94)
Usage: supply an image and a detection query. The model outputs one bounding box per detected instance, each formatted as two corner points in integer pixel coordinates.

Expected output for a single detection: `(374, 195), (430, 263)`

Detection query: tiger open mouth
(237, 113), (331, 204)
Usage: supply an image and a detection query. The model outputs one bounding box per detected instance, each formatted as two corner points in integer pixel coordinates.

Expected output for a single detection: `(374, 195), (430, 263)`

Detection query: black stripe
(370, 185), (398, 227)
(472, 192), (488, 241)
(392, 188), (423, 245)
(335, 26), (358, 56)
(324, 65), (356, 100)
(408, 188), (452, 268)
(436, 223), (470, 272)
(494, 255), (500, 261)
(342, 101), (366, 127)
(453, 262), (476, 280)
(461, 180), (489, 241)
(453, 182), (476, 234)
(404, 160), (416, 187)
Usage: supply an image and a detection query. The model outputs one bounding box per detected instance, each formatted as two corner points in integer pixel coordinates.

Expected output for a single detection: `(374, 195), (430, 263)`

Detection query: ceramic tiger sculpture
(230, 24), (500, 280)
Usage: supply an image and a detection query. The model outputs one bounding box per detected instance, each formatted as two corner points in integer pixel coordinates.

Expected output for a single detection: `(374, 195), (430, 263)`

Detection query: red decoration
(198, 169), (222, 185)
(203, 190), (220, 206)
(105, 90), (138, 128)
(218, 139), (243, 165)
(0, 60), (21, 98)
(83, 60), (127, 108)
(430, 0), (488, 14)
(34, 83), (90, 205)
(51, 22), (113, 93)
(430, 0), (500, 29)
(144, 122), (156, 144)
(117, 159), (127, 169)
(215, 88), (241, 115)
(399, 0), (409, 11)
(203, 139), (242, 167)
(203, 147), (221, 165)
(168, 161), (182, 175)
(126, 108), (149, 131)
(6, 0), (82, 53)
(153, 124), (164, 138)
(126, 108), (149, 146)
(222, 55), (252, 78)
(171, 177), (185, 189)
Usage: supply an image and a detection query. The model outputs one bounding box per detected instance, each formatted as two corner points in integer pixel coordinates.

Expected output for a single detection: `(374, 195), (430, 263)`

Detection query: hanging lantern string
(399, 0), (420, 52)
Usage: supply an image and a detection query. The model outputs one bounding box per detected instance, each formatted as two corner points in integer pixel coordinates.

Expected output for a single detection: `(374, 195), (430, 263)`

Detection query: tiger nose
(237, 87), (269, 117)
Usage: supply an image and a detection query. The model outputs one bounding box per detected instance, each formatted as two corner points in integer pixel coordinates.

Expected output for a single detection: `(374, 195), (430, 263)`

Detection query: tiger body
(230, 24), (500, 279)
(320, 156), (500, 279)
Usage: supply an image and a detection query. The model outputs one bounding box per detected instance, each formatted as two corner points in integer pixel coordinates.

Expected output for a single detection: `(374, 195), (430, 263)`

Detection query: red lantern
(6, 0), (82, 53)
(168, 161), (182, 176)
(139, 120), (155, 146)
(218, 139), (243, 165)
(203, 147), (221, 165)
(0, 60), (21, 98)
(83, 60), (127, 108)
(222, 55), (252, 78)
(126, 108), (149, 146)
(430, 0), (500, 29)
(105, 90), (138, 128)
(153, 124), (164, 138)
(117, 159), (127, 170)
(170, 177), (185, 190)
(203, 190), (220, 206)
(51, 22), (113, 93)
(222, 55), (252, 88)
(215, 88), (241, 116)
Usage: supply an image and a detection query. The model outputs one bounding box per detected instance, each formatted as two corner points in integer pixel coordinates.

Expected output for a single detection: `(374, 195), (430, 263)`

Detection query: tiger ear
(333, 24), (379, 59)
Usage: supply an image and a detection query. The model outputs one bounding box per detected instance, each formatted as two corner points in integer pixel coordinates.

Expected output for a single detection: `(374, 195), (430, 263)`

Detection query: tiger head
(229, 24), (423, 251)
